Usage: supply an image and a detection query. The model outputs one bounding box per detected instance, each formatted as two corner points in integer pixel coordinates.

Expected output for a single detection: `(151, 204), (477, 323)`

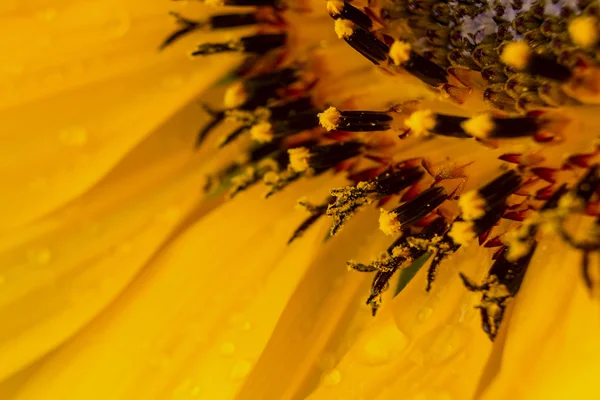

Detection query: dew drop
(190, 386), (201, 398)
(27, 248), (52, 265)
(426, 325), (465, 366)
(417, 307), (433, 322)
(230, 360), (252, 382)
(59, 126), (88, 147)
(355, 321), (407, 366)
(220, 342), (236, 357)
(321, 369), (342, 387)
(107, 10), (130, 38)
(240, 321), (252, 331)
(358, 337), (390, 366)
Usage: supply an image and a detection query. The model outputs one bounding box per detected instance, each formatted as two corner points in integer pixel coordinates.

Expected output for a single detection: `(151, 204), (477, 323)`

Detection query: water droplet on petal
(107, 10), (130, 38)
(321, 369), (342, 387)
(27, 248), (52, 265)
(355, 321), (407, 366)
(59, 126), (88, 147)
(426, 325), (466, 366)
(240, 321), (252, 331)
(417, 307), (433, 322)
(190, 386), (201, 398)
(220, 342), (236, 356)
(230, 360), (252, 381)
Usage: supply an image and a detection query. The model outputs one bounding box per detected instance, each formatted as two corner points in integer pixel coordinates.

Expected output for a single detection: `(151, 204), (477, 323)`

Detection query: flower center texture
(165, 0), (600, 341)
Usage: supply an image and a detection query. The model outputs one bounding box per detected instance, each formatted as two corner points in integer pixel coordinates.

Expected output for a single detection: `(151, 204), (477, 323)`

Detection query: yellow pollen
(288, 147), (311, 172)
(389, 40), (412, 66)
(558, 192), (586, 213)
(223, 82), (248, 108)
(391, 245), (410, 258)
(458, 190), (487, 221)
(405, 109), (436, 136)
(250, 122), (274, 143)
(503, 232), (533, 262)
(569, 16), (599, 49)
(262, 171), (280, 184)
(334, 19), (355, 39)
(318, 106), (341, 131)
(500, 41), (531, 70)
(461, 114), (496, 139)
(378, 209), (401, 236)
(448, 221), (476, 246)
(326, 0), (345, 15)
(223, 82), (248, 109)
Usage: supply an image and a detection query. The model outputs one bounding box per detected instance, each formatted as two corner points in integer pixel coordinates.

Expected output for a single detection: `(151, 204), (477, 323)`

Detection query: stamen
(327, 0), (373, 29)
(478, 170), (523, 209)
(389, 40), (412, 66)
(363, 217), (449, 315)
(334, 19), (390, 65)
(288, 199), (330, 244)
(191, 33), (287, 56)
(319, 107), (394, 132)
(379, 186), (448, 235)
(203, 0), (284, 7)
(209, 12), (259, 29)
(568, 16), (600, 49)
(500, 41), (572, 82)
(249, 122), (274, 143)
(460, 244), (537, 340)
(288, 141), (363, 174)
(392, 50), (449, 87)
(328, 167), (424, 235)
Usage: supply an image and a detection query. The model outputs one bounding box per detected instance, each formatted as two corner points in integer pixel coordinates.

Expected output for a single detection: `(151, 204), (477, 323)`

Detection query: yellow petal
(0, 0), (239, 228)
(237, 209), (392, 400)
(1, 175), (333, 399)
(0, 98), (241, 383)
(480, 221), (600, 400)
(308, 244), (495, 400)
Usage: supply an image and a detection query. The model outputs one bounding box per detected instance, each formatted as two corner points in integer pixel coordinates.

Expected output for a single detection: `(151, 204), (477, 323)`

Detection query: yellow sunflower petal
(0, 98), (242, 383)
(480, 222), (600, 400)
(236, 209), (392, 400)
(307, 244), (495, 400)
(0, 176), (333, 399)
(0, 0), (239, 228)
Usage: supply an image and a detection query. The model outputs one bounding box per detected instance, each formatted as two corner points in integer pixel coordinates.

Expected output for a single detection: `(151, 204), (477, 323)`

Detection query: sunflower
(1, 0), (599, 399)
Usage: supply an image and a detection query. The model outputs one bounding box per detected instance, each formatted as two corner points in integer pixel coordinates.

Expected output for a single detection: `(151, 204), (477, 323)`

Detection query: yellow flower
(1, 1), (600, 400)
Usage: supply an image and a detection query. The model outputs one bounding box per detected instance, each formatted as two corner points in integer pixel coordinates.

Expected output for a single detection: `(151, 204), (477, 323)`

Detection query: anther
(318, 107), (394, 132)
(460, 244), (536, 340)
(379, 186), (448, 235)
(334, 19), (390, 65)
(500, 41), (572, 82)
(288, 141), (363, 174)
(327, 1), (373, 29)
(191, 33), (287, 56)
(328, 167), (424, 235)
(203, 0), (285, 7)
